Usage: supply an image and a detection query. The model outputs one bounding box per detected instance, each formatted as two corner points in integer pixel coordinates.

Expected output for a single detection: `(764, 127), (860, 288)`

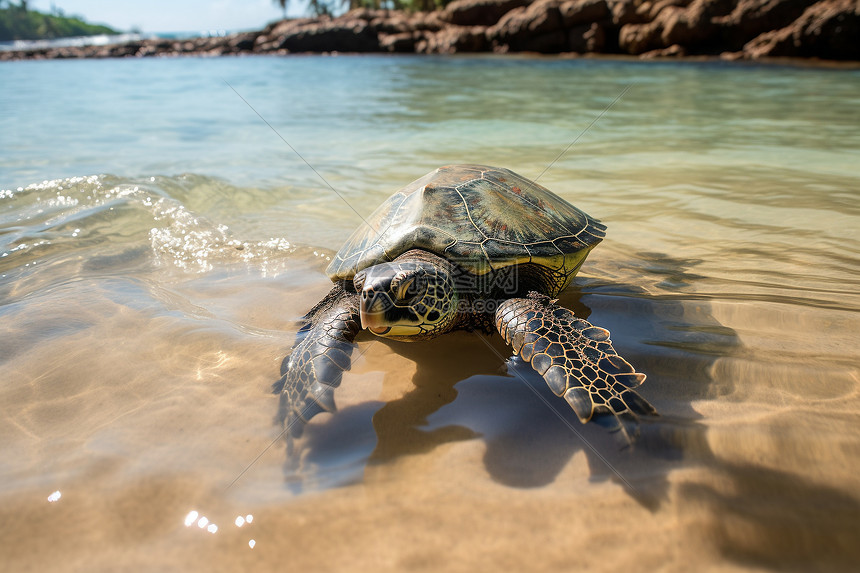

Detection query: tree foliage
(0, 1), (117, 42)
(273, 0), (452, 18)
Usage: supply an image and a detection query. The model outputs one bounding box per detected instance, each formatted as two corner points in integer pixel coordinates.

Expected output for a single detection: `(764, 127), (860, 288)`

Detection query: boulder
(660, 0), (732, 45)
(608, 0), (650, 25)
(637, 0), (692, 21)
(487, 0), (567, 51)
(441, 0), (530, 26)
(744, 0), (860, 60)
(370, 14), (413, 34)
(379, 32), (419, 52)
(560, 0), (611, 26)
(410, 11), (447, 31)
(619, 0), (733, 54)
(714, 0), (818, 50)
(109, 42), (143, 57)
(418, 26), (489, 53)
(567, 21), (607, 51)
(227, 32), (258, 53)
(274, 18), (381, 52)
(264, 18), (320, 39)
(618, 20), (659, 52)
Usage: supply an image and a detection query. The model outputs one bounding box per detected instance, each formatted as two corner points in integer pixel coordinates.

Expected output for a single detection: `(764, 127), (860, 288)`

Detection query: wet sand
(2, 247), (858, 572)
(2, 56), (859, 572)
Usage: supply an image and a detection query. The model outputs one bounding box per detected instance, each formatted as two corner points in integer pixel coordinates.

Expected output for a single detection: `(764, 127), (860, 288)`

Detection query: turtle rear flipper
(495, 293), (657, 442)
(276, 283), (361, 441)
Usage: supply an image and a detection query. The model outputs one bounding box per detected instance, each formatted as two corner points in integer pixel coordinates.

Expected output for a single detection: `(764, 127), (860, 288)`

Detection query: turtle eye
(395, 277), (415, 301)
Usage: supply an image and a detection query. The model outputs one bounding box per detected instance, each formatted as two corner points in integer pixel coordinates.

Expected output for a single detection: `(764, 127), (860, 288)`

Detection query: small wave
(148, 210), (297, 274)
(0, 33), (147, 52)
(0, 174), (325, 278)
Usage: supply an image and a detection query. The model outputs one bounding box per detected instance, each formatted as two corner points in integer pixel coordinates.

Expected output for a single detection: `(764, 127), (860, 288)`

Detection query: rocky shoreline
(2, 0), (858, 62)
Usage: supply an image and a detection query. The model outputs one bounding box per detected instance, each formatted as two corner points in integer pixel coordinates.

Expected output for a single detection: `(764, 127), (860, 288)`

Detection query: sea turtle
(276, 165), (657, 442)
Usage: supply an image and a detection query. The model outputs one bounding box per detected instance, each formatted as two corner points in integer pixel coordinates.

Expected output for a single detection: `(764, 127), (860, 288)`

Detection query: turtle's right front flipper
(275, 283), (361, 439)
(495, 293), (657, 442)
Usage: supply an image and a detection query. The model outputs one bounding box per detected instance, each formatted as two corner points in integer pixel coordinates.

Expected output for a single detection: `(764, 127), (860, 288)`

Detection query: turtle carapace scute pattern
(276, 165), (657, 443)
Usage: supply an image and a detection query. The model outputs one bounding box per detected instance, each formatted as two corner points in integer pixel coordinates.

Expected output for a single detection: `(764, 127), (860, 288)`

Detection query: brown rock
(619, 0), (732, 54)
(2, 2), (858, 60)
(742, 27), (791, 57)
(640, 0), (693, 20)
(254, 40), (279, 52)
(227, 32), (258, 53)
(264, 18), (319, 39)
(274, 18), (381, 52)
(715, 0), (819, 50)
(560, 0), (611, 26)
(618, 20), (658, 52)
(410, 11), (447, 31)
(744, 0), (860, 60)
(370, 14), (413, 34)
(640, 42), (686, 56)
(135, 45), (158, 57)
(657, 5), (699, 46)
(488, 0), (567, 51)
(608, 0), (650, 25)
(659, 0), (725, 45)
(441, 0), (529, 26)
(109, 42), (143, 57)
(153, 40), (175, 52)
(419, 26), (488, 53)
(568, 21), (607, 51)
(379, 32), (418, 52)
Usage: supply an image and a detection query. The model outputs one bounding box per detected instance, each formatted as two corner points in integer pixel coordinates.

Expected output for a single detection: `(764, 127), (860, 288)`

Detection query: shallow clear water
(1, 55), (859, 571)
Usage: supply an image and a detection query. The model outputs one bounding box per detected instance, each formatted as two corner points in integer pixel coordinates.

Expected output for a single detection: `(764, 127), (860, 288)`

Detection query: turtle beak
(360, 287), (392, 336)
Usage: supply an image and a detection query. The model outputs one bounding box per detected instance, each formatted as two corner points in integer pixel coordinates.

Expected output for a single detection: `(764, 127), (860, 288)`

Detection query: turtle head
(354, 259), (458, 341)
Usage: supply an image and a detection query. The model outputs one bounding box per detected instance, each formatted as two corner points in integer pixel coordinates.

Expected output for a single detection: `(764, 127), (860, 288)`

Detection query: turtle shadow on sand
(281, 251), (860, 570)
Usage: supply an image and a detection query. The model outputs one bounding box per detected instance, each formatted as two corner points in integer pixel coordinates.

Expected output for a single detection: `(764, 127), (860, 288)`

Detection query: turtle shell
(326, 165), (606, 291)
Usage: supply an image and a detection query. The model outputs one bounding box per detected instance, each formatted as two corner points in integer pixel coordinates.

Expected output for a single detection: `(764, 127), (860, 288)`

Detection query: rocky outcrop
(742, 0), (860, 59)
(1, 1), (858, 62)
(417, 25), (489, 52)
(617, 0), (819, 55)
(259, 15), (382, 53)
(487, 0), (567, 52)
(441, 0), (531, 25)
(715, 0), (813, 48)
(619, 0), (728, 55)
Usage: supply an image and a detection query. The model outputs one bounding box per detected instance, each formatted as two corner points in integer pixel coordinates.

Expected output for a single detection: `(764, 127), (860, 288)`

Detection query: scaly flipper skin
(275, 283), (361, 439)
(495, 292), (657, 441)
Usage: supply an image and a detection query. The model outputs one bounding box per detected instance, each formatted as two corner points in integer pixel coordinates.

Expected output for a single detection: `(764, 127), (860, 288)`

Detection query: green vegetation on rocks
(0, 0), (117, 42)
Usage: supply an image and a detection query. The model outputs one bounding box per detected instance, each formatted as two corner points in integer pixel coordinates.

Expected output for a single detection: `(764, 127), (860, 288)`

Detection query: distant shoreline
(0, 3), (117, 43)
(1, 1), (858, 63)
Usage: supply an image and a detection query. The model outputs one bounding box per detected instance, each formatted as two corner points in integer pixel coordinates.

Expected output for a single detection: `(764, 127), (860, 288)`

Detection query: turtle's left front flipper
(495, 293), (657, 441)
(275, 283), (361, 441)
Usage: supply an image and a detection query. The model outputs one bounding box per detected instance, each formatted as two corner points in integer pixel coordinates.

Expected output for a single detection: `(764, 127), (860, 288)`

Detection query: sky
(27, 1), (310, 33)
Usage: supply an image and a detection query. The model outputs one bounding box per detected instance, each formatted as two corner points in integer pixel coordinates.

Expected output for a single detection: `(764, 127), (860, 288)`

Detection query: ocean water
(1, 55), (859, 571)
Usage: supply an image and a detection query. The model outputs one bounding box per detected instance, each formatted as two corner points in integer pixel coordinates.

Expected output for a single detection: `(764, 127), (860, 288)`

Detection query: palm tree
(273, 0), (341, 17)
(274, 0), (445, 17)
